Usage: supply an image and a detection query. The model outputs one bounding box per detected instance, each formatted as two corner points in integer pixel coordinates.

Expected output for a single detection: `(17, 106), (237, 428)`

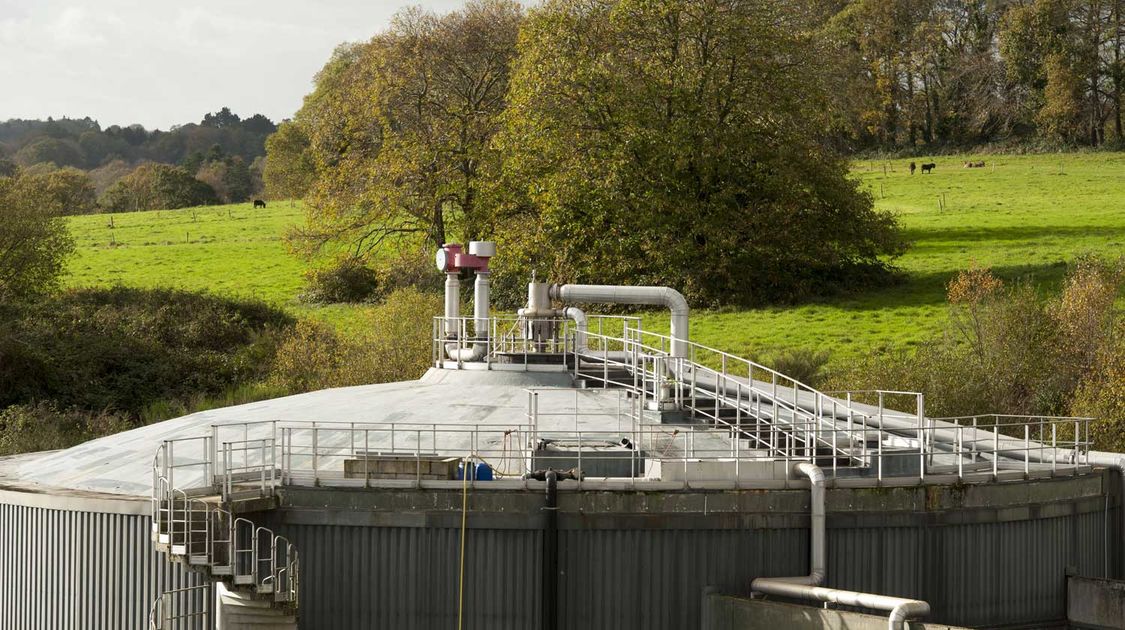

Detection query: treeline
(824, 0), (1125, 150)
(0, 108), (274, 170)
(0, 108), (274, 213)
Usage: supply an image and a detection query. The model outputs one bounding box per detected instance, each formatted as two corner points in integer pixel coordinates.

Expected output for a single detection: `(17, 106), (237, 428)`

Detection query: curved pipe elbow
(445, 342), (488, 362)
(888, 600), (931, 630)
(562, 307), (588, 353)
(549, 284), (690, 357)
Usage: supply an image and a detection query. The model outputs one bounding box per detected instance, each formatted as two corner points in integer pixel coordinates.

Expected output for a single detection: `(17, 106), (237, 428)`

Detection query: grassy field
(65, 152), (1125, 362)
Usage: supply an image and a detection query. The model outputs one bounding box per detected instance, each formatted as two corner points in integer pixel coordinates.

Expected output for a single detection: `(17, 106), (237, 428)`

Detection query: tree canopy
(99, 163), (219, 213)
(0, 172), (75, 302)
(277, 0), (904, 307)
(492, 0), (904, 306)
(286, 0), (523, 259)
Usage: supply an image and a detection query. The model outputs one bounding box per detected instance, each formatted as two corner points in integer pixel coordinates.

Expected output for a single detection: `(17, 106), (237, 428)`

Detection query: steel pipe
(751, 462), (930, 630)
(549, 284), (689, 358)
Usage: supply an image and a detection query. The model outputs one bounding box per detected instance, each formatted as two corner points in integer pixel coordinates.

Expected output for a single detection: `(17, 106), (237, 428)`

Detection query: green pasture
(65, 152), (1125, 361)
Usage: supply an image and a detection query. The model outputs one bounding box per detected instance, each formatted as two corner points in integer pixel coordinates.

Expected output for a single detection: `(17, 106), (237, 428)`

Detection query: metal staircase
(149, 438), (298, 629)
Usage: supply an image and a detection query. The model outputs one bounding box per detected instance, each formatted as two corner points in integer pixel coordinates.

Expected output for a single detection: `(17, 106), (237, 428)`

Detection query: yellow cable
(457, 458), (469, 630)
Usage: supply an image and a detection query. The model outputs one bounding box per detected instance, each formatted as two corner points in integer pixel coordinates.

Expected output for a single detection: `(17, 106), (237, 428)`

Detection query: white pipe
(751, 462), (930, 630)
(443, 273), (460, 332)
(549, 284), (689, 358)
(445, 270), (490, 362)
(561, 307), (587, 353)
(474, 271), (490, 336)
(752, 581), (930, 630)
(767, 462), (825, 585)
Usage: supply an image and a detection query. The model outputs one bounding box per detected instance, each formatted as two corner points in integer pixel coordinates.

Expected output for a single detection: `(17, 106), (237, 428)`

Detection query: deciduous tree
(494, 0), (905, 306)
(0, 173), (75, 301)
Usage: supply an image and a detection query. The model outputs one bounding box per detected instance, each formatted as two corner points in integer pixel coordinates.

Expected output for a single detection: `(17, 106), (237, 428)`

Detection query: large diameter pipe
(561, 307), (587, 353)
(772, 462), (826, 586)
(751, 581), (930, 630)
(474, 271), (490, 337)
(549, 284), (689, 358)
(444, 273), (460, 333)
(751, 463), (928, 630)
(445, 269), (490, 362)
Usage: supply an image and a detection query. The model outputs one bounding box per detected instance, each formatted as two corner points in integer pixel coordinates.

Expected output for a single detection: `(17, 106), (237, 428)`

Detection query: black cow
(253, 199), (267, 209)
(920, 163), (936, 174)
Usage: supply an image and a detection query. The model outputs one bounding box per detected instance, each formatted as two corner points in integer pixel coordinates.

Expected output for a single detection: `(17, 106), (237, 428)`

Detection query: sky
(0, 0), (466, 130)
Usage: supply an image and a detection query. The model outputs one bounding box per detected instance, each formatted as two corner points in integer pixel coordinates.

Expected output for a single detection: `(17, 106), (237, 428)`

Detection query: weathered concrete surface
(1069, 576), (1125, 629)
(702, 594), (969, 630)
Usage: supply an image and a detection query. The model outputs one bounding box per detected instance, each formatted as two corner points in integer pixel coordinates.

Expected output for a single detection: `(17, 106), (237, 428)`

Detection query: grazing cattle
(253, 199), (267, 209)
(910, 162), (917, 175)
(921, 162), (936, 174)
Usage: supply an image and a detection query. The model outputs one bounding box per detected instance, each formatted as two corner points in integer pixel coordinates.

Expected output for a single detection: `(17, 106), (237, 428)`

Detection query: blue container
(456, 462), (494, 481)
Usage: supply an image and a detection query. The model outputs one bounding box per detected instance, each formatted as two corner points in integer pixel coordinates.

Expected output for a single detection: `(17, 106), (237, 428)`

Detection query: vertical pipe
(445, 273), (460, 332)
(473, 271), (490, 338)
(542, 471), (559, 630)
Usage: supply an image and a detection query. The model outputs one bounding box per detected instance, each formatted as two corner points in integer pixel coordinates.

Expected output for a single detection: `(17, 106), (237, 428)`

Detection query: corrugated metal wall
(275, 508), (1116, 630)
(276, 524), (540, 630)
(0, 502), (202, 630)
(0, 493), (1115, 630)
(826, 509), (1113, 628)
(558, 527), (805, 630)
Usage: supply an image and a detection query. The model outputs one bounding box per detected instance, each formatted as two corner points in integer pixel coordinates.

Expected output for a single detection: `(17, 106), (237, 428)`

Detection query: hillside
(65, 152), (1125, 360)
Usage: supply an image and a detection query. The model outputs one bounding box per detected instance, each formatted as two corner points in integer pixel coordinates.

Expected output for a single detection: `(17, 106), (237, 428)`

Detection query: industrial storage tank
(0, 242), (1121, 630)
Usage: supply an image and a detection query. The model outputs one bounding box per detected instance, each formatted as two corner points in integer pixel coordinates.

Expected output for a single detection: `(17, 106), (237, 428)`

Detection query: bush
(299, 257), (381, 304)
(0, 287), (293, 416)
(828, 258), (1125, 447)
(768, 348), (832, 388)
(272, 288), (442, 391)
(1071, 323), (1125, 452)
(375, 252), (444, 296)
(0, 403), (132, 457)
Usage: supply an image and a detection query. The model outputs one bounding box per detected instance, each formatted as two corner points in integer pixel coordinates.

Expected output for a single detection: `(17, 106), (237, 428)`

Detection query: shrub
(768, 348), (832, 388)
(272, 288), (442, 392)
(375, 252), (444, 297)
(299, 257), (381, 304)
(828, 257), (1125, 447)
(0, 287), (293, 416)
(0, 403), (132, 457)
(1071, 323), (1125, 452)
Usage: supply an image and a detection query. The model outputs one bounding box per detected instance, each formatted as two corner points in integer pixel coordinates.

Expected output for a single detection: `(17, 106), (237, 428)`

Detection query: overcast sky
(0, 0), (466, 130)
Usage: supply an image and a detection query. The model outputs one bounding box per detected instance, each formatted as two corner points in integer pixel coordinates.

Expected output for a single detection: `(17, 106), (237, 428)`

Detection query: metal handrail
(147, 584), (210, 630)
(150, 440), (300, 624)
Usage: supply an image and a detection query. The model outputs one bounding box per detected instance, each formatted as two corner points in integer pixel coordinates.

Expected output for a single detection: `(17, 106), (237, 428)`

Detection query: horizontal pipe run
(749, 580), (931, 630)
(549, 284), (689, 358)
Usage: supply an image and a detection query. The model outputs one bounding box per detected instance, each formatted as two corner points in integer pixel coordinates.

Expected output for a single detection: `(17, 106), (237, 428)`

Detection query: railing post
(954, 426), (962, 479)
(993, 419), (999, 480)
(1052, 424), (1057, 474)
